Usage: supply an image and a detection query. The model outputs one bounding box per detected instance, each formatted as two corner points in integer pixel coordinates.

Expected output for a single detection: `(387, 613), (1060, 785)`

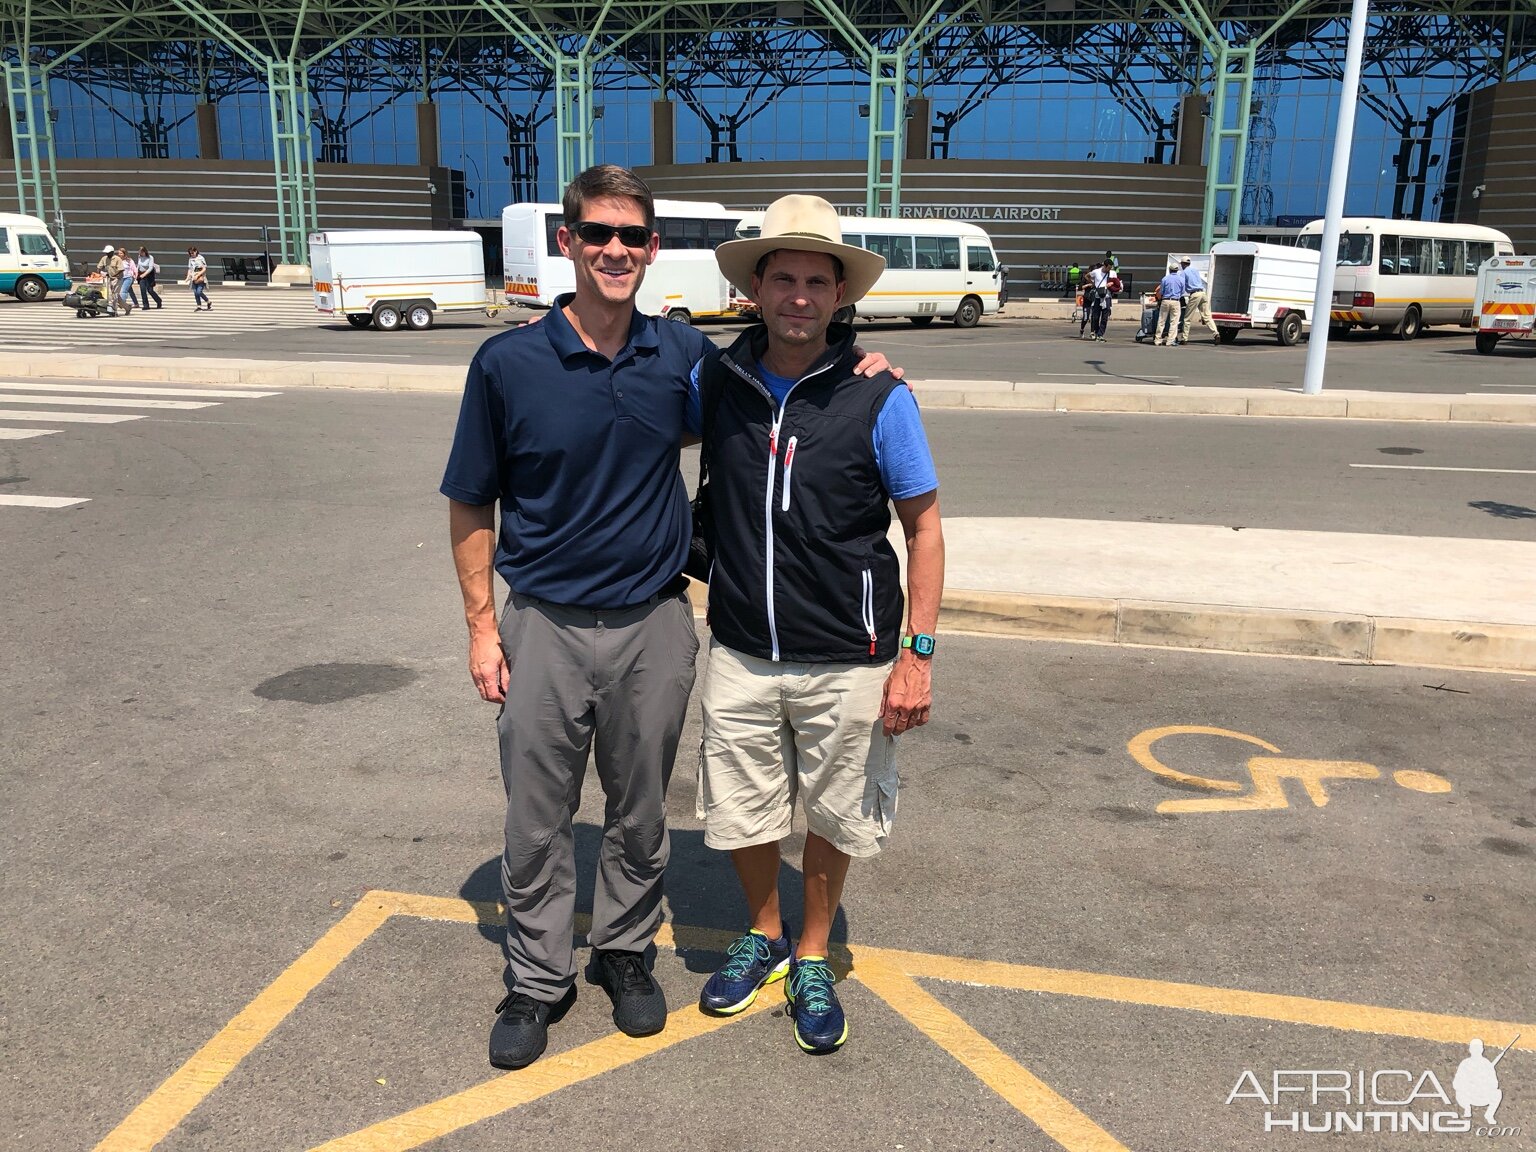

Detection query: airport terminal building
(3, 1), (1534, 290)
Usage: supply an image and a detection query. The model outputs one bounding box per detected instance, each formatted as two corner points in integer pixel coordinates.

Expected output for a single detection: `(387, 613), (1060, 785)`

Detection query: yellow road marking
(91, 895), (396, 1152)
(881, 945), (1536, 1052)
(307, 998), (775, 1152)
(854, 951), (1131, 1152)
(1127, 725), (1277, 791)
(93, 890), (1535, 1152)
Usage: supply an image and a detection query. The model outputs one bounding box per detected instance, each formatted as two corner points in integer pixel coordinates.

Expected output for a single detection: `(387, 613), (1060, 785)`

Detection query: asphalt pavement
(2, 385), (1533, 1150)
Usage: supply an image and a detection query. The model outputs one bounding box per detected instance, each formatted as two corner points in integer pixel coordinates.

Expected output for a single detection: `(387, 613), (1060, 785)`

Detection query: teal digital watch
(902, 633), (936, 657)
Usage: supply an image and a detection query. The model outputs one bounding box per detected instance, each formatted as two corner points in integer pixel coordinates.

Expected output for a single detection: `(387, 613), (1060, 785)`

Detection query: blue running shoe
(785, 956), (847, 1054)
(699, 927), (791, 1016)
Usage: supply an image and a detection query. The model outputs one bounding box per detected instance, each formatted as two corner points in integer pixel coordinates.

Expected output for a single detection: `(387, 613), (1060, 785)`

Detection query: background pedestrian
(186, 247), (211, 310)
(136, 247), (163, 309)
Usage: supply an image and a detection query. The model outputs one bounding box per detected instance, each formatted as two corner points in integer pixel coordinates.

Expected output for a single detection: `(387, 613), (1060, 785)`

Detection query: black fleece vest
(701, 326), (905, 664)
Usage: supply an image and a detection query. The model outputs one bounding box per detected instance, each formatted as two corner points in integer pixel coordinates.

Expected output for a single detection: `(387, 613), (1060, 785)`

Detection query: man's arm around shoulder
(882, 489), (944, 736)
(448, 498), (507, 703)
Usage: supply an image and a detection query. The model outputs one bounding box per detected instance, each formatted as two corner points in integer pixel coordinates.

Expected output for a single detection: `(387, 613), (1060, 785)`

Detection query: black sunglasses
(573, 221), (653, 249)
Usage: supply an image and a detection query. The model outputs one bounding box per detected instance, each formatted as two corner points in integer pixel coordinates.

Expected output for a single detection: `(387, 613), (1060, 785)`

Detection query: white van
(310, 230), (488, 331)
(0, 213), (71, 302)
(1472, 254), (1536, 355)
(501, 199), (739, 323)
(734, 212), (1004, 328)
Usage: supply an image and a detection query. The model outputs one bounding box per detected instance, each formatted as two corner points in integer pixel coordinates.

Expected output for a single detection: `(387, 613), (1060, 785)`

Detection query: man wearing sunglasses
(442, 165), (897, 1071)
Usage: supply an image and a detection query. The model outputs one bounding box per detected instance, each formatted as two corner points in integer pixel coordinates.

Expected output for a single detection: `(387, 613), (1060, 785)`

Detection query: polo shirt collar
(545, 293), (659, 364)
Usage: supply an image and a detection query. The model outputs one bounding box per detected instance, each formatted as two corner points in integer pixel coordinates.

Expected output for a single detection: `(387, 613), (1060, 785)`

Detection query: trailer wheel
(953, 296), (983, 328)
(1396, 305), (1422, 341)
(1217, 326), (1240, 344)
(1475, 331), (1502, 355)
(1277, 312), (1304, 346)
(346, 314), (372, 329)
(373, 303), (403, 331)
(405, 303), (434, 331)
(15, 275), (48, 303)
(665, 309), (692, 325)
(910, 315), (935, 327)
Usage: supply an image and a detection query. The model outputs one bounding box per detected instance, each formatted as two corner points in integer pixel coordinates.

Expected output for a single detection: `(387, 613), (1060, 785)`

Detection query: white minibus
(1295, 217), (1514, 339)
(501, 199), (739, 323)
(0, 213), (71, 302)
(735, 212), (1004, 328)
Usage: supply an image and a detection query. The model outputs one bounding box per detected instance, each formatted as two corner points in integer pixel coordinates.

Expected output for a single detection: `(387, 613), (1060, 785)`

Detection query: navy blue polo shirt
(441, 295), (711, 607)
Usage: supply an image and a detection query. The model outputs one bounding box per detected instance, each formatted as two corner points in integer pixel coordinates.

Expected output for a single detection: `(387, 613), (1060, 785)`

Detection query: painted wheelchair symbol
(1127, 725), (1453, 814)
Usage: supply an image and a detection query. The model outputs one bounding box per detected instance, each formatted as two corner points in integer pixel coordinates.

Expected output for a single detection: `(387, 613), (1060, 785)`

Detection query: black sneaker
(586, 948), (667, 1037)
(488, 985), (575, 1069)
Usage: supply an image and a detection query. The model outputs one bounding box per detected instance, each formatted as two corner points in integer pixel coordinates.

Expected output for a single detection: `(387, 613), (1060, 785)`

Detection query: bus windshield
(1296, 232), (1373, 266)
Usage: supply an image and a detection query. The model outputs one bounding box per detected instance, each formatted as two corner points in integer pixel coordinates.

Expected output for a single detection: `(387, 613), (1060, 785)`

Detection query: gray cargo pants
(496, 584), (698, 1003)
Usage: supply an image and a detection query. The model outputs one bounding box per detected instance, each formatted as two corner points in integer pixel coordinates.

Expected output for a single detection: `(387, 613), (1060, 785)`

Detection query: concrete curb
(937, 588), (1536, 673)
(15, 355), (1536, 424)
(686, 582), (1536, 672)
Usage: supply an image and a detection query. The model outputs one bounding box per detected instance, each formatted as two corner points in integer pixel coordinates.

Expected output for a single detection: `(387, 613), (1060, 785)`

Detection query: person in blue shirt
(1153, 264), (1186, 346)
(1178, 257), (1218, 344)
(442, 166), (895, 1071)
(690, 195), (945, 1056)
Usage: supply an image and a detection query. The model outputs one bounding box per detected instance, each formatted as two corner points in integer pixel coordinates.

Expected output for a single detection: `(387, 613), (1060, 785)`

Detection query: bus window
(1432, 239), (1461, 276)
(966, 245), (996, 272)
(545, 214), (565, 257)
(865, 234), (913, 269)
(1338, 234), (1372, 266)
(1397, 237), (1431, 276)
(1465, 241), (1493, 273)
(915, 235), (960, 270)
(17, 232), (54, 256)
(1378, 235), (1398, 274)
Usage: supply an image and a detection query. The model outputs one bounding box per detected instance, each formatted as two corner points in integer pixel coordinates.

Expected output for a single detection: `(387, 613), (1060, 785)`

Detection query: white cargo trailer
(1208, 240), (1322, 346)
(1472, 255), (1536, 355)
(310, 230), (487, 331)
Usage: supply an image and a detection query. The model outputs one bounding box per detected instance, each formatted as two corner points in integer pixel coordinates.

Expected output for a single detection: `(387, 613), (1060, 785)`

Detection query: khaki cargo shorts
(697, 639), (899, 859)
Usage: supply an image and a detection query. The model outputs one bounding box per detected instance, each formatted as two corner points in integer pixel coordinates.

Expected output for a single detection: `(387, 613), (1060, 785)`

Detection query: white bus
(1295, 217), (1514, 340)
(734, 212), (1004, 328)
(501, 198), (740, 323)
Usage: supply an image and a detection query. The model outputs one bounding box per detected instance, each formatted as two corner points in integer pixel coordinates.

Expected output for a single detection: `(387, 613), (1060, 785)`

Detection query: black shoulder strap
(695, 358), (725, 492)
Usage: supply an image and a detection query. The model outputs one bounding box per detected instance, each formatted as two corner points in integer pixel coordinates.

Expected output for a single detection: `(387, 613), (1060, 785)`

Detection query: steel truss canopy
(7, 0), (1536, 264)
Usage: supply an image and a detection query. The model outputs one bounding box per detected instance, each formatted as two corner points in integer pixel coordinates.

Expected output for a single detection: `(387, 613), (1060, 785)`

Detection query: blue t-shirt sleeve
(872, 386), (938, 500)
(440, 353), (503, 505)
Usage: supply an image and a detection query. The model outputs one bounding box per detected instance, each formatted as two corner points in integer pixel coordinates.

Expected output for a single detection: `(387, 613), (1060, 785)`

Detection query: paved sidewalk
(16, 351), (1536, 424)
(930, 517), (1536, 674)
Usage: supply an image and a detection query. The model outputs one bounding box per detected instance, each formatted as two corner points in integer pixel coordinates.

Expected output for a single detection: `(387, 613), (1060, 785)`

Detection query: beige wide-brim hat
(715, 194), (885, 306)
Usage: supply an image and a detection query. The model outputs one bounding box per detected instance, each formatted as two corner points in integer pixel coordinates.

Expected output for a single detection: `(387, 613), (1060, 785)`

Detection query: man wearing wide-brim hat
(692, 194), (946, 1055)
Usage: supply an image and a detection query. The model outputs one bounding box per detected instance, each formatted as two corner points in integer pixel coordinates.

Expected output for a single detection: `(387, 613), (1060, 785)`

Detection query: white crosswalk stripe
(0, 378), (283, 509)
(0, 284), (321, 353)
(0, 393), (217, 410)
(0, 381), (279, 399)
(0, 494), (89, 508)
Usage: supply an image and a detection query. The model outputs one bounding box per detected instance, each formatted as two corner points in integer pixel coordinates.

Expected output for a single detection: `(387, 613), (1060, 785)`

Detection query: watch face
(914, 634), (935, 656)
